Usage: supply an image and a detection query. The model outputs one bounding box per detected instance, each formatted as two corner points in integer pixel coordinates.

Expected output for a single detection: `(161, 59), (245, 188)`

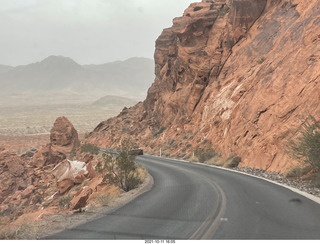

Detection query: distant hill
(84, 57), (154, 92)
(0, 65), (13, 74)
(91, 95), (138, 107)
(0, 56), (154, 100)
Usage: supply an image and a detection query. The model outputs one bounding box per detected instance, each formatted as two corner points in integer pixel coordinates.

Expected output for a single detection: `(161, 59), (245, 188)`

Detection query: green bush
(153, 126), (167, 138)
(194, 146), (217, 163)
(286, 116), (320, 172)
(306, 173), (320, 188)
(96, 139), (144, 192)
(257, 56), (266, 64)
(224, 154), (242, 168)
(59, 195), (73, 209)
(285, 165), (313, 178)
(81, 143), (100, 155)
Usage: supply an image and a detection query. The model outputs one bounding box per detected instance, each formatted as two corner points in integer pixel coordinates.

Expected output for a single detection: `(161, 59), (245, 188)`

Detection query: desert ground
(0, 94), (136, 153)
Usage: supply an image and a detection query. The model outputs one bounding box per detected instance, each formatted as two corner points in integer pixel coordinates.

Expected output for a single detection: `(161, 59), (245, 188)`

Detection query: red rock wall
(88, 0), (320, 172)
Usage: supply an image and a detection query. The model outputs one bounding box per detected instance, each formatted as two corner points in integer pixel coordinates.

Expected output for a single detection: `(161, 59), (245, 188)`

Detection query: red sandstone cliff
(87, 0), (320, 172)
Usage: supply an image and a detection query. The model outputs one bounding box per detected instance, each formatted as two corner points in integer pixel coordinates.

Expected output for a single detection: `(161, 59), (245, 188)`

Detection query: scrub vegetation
(96, 139), (147, 192)
(286, 116), (320, 186)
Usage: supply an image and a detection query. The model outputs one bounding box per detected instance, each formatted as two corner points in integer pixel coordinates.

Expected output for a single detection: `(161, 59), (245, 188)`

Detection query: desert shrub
(167, 138), (175, 145)
(81, 143), (100, 155)
(285, 165), (313, 178)
(59, 195), (73, 209)
(306, 173), (320, 188)
(286, 116), (320, 172)
(285, 166), (303, 178)
(224, 154), (242, 168)
(257, 56), (266, 64)
(206, 155), (224, 166)
(195, 146), (217, 163)
(96, 139), (145, 192)
(153, 126), (167, 138)
(94, 193), (113, 207)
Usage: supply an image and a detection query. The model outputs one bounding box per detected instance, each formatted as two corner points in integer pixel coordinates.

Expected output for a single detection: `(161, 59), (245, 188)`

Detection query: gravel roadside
(20, 159), (320, 239)
(29, 173), (154, 239)
(233, 166), (320, 198)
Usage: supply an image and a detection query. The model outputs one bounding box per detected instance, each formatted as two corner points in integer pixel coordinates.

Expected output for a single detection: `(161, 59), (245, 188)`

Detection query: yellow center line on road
(151, 159), (227, 239)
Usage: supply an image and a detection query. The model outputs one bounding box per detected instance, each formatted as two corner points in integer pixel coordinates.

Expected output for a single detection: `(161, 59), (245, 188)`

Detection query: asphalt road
(47, 155), (320, 239)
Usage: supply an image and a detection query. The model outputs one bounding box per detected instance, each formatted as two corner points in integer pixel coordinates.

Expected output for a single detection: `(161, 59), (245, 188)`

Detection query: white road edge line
(145, 154), (320, 205)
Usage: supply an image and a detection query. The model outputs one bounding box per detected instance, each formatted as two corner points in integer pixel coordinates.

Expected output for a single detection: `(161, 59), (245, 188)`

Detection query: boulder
(86, 160), (98, 179)
(69, 187), (93, 210)
(52, 160), (88, 193)
(33, 144), (52, 168)
(69, 176), (104, 209)
(74, 170), (87, 184)
(0, 149), (27, 203)
(50, 116), (80, 160)
(56, 179), (74, 195)
(33, 116), (80, 168)
(21, 185), (36, 199)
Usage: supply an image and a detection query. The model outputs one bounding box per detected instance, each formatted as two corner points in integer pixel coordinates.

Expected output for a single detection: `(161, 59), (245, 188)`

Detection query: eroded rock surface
(33, 116), (80, 167)
(88, 0), (320, 172)
(0, 148), (30, 203)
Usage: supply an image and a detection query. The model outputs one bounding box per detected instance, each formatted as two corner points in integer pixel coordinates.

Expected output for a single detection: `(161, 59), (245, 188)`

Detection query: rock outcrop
(33, 116), (80, 167)
(87, 0), (320, 172)
(52, 160), (88, 194)
(0, 147), (56, 222)
(0, 116), (119, 226)
(0, 148), (31, 203)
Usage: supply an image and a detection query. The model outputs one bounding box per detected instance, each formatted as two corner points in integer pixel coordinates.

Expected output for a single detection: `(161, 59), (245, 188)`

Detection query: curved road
(47, 155), (320, 239)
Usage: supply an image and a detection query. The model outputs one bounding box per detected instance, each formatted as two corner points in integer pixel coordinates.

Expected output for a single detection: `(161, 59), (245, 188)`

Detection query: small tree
(96, 140), (143, 192)
(286, 116), (320, 172)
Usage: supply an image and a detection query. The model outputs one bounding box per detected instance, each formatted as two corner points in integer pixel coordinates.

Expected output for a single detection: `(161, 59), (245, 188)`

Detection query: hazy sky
(0, 0), (200, 66)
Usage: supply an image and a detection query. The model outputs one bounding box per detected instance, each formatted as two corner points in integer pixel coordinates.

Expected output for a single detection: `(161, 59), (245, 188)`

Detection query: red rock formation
(88, 0), (320, 172)
(69, 177), (104, 210)
(33, 116), (80, 168)
(52, 160), (88, 194)
(0, 148), (31, 203)
(0, 116), (119, 224)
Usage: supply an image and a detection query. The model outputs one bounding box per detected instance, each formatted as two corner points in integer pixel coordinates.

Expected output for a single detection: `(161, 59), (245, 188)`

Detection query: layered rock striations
(88, 0), (320, 172)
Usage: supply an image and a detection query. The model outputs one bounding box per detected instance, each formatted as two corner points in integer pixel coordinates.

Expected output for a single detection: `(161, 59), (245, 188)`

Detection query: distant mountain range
(0, 56), (154, 100)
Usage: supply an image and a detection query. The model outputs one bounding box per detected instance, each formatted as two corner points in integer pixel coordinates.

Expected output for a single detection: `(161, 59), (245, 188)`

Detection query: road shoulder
(36, 173), (154, 239)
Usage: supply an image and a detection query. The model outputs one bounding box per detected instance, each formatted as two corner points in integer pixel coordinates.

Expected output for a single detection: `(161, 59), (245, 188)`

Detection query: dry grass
(206, 155), (225, 167)
(285, 165), (320, 188)
(0, 219), (40, 240)
(136, 164), (148, 182)
(285, 164), (314, 178)
(223, 154), (242, 168)
(189, 152), (241, 169)
(94, 193), (116, 207)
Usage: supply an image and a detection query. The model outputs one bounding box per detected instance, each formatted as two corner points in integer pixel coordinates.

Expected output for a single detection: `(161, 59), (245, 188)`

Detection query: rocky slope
(0, 117), (118, 228)
(88, 0), (320, 173)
